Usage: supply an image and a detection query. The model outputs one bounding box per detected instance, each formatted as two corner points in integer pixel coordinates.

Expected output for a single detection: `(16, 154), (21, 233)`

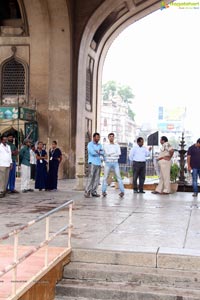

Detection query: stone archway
(76, 0), (164, 164)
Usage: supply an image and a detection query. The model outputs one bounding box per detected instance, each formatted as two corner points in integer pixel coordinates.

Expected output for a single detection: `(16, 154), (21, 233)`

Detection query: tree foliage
(102, 80), (117, 100)
(102, 81), (135, 121)
(118, 85), (134, 103)
(128, 105), (135, 121)
(102, 81), (134, 103)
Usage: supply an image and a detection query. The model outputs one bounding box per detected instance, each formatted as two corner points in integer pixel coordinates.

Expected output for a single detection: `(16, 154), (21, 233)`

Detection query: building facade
(100, 94), (136, 144)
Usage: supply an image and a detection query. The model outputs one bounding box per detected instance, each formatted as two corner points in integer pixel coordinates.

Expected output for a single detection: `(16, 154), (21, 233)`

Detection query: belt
(133, 161), (145, 163)
(106, 160), (118, 163)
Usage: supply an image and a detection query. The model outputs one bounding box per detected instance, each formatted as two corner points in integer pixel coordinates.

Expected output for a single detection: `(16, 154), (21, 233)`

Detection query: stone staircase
(55, 248), (200, 300)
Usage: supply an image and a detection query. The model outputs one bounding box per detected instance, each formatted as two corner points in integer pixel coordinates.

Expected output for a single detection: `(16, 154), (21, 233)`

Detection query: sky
(102, 3), (200, 139)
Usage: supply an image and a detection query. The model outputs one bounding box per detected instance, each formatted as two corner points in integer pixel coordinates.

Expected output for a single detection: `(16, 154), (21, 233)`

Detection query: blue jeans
(7, 161), (16, 191)
(102, 162), (124, 193)
(192, 168), (200, 193)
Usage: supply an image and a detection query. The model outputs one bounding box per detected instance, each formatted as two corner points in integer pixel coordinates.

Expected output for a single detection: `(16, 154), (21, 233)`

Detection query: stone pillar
(75, 158), (85, 190)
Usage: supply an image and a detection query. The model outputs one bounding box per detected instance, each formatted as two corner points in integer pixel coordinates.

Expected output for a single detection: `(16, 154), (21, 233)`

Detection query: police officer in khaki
(152, 136), (174, 195)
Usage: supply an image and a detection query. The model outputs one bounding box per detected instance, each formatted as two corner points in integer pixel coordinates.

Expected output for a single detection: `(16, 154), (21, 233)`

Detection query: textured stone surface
(54, 249), (200, 299)
(1, 178), (200, 255)
(1, 178), (200, 299)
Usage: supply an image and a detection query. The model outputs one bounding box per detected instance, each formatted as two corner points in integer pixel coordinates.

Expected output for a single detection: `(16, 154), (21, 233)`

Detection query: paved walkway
(1, 178), (200, 256)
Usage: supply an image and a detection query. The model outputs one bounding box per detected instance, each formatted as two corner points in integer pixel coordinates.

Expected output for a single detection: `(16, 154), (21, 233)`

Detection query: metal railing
(0, 200), (73, 299)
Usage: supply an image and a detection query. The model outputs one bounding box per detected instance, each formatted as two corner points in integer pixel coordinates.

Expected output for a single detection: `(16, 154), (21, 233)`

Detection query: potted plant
(170, 163), (180, 193)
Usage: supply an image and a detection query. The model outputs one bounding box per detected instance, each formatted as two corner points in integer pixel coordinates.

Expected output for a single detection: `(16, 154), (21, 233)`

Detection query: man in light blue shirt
(129, 137), (151, 193)
(84, 132), (104, 198)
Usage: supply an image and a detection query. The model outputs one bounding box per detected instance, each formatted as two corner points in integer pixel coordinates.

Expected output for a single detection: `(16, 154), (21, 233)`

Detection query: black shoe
(11, 190), (19, 193)
(139, 190), (145, 193)
(192, 193), (198, 197)
(119, 192), (124, 198)
(22, 189), (28, 193)
(102, 192), (107, 197)
(134, 189), (138, 193)
(27, 189), (34, 192)
(84, 192), (91, 198)
(91, 193), (100, 197)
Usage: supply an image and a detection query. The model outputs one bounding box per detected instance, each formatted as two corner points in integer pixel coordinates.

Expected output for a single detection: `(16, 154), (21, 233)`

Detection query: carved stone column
(75, 158), (85, 190)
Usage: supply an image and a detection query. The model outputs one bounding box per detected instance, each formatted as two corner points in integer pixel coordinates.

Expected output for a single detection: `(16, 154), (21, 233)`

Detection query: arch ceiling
(76, 0), (167, 160)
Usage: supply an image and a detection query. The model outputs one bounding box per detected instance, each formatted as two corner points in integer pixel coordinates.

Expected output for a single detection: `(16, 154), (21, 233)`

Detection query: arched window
(1, 53), (28, 105)
(0, 0), (21, 22)
(2, 58), (25, 95)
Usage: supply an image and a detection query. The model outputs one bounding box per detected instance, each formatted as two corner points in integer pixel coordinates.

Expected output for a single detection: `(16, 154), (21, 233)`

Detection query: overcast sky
(102, 3), (200, 139)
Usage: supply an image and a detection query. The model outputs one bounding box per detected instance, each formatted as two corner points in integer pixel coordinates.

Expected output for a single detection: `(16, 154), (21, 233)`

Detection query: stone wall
(0, 0), (75, 178)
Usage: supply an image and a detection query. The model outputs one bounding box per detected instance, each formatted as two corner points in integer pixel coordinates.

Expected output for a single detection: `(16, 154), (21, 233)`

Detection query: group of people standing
(125, 135), (174, 195)
(84, 132), (176, 198)
(1, 131), (200, 199)
(0, 135), (62, 198)
(84, 132), (125, 198)
(85, 132), (200, 198)
(84, 133), (175, 197)
(19, 139), (62, 193)
(150, 136), (200, 197)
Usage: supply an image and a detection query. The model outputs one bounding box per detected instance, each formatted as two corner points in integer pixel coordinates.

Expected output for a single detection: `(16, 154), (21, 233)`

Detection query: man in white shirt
(30, 144), (36, 180)
(129, 137), (151, 193)
(0, 135), (12, 198)
(102, 133), (124, 197)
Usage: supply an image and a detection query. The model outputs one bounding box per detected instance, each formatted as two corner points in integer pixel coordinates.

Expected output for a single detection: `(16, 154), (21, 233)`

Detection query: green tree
(128, 105), (135, 121)
(102, 80), (135, 121)
(102, 81), (117, 100)
(102, 81), (134, 103)
(118, 85), (134, 103)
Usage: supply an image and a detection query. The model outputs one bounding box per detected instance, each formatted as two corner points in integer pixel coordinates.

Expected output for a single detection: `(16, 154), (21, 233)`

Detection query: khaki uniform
(156, 142), (173, 194)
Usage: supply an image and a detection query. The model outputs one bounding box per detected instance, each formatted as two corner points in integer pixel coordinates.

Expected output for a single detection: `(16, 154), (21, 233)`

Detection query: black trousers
(30, 164), (36, 180)
(133, 161), (146, 191)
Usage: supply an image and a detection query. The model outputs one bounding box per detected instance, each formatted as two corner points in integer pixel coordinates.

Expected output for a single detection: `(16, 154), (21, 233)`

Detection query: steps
(55, 249), (200, 300)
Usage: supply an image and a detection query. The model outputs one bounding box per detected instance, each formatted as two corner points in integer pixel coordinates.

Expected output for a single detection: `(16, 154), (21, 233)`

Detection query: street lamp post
(178, 132), (187, 184)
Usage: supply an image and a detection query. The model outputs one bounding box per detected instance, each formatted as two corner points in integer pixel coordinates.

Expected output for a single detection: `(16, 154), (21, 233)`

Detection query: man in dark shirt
(187, 138), (200, 197)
